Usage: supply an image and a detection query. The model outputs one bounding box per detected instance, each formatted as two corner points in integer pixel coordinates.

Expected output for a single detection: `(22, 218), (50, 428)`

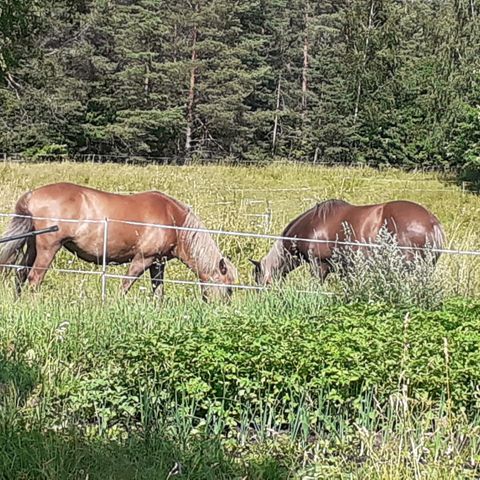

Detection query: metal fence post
(265, 208), (272, 233)
(101, 218), (109, 302)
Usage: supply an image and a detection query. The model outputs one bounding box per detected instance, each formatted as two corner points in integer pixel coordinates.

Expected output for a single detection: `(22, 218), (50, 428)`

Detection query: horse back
(281, 201), (364, 258)
(23, 182), (190, 264)
(282, 199), (443, 260)
(27, 182), (188, 223)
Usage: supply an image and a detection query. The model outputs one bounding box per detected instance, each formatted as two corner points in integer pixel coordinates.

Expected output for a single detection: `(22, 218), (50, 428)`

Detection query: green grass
(1, 293), (480, 478)
(1, 161), (480, 478)
(0, 160), (479, 299)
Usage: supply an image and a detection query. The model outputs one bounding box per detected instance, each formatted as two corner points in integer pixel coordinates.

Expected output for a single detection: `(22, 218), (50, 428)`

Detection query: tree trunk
(144, 61), (150, 103)
(272, 75), (282, 153)
(185, 25), (197, 154)
(173, 23), (178, 62)
(302, 2), (309, 112)
(353, 0), (375, 125)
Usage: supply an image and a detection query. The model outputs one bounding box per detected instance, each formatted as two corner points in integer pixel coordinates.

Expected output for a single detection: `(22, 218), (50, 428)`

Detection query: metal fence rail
(0, 152), (466, 173)
(0, 212), (478, 300)
(0, 225), (59, 244)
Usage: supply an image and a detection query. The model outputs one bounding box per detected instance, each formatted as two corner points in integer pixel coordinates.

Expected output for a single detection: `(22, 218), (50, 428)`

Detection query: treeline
(1, 0), (480, 167)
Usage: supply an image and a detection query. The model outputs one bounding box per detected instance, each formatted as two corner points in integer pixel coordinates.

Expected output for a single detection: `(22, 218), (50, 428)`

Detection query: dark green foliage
(1, 1), (480, 167)
(0, 425), (274, 479)
(0, 0), (41, 80)
(44, 298), (480, 430)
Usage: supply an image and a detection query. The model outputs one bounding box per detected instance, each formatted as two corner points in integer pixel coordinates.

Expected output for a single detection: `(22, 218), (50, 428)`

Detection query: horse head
(249, 257), (272, 287)
(201, 257), (238, 302)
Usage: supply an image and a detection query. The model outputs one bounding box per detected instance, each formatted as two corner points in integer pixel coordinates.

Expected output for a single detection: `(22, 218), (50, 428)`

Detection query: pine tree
(1, 0), (480, 170)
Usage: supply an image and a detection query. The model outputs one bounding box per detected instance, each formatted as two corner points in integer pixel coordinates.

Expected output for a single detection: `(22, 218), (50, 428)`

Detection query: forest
(1, 0), (480, 168)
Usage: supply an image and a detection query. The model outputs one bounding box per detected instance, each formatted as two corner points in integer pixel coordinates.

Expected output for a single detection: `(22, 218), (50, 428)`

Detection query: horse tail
(432, 223), (445, 250)
(428, 221), (445, 264)
(0, 192), (34, 275)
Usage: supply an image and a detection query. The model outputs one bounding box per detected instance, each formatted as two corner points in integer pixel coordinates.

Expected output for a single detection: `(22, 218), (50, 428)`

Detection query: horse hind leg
(27, 240), (61, 289)
(15, 237), (37, 295)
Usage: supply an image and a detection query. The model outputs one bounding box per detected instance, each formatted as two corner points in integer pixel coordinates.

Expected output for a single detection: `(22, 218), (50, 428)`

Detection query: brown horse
(250, 199), (445, 285)
(0, 183), (238, 300)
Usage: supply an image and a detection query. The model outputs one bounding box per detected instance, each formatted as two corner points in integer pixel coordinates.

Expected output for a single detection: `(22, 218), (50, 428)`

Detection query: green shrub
(2, 294), (480, 477)
(329, 226), (444, 309)
(23, 143), (68, 159)
(53, 297), (480, 431)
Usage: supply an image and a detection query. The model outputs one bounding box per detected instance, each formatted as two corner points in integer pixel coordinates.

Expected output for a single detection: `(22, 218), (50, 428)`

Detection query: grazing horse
(0, 183), (237, 300)
(250, 199), (445, 286)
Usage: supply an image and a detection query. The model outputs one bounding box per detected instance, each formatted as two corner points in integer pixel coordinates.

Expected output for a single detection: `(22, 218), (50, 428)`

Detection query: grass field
(1, 161), (480, 479)
(0, 161), (479, 299)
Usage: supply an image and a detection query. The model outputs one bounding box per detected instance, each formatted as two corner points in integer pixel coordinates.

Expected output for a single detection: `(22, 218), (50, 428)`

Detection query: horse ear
(219, 258), (228, 275)
(248, 258), (261, 268)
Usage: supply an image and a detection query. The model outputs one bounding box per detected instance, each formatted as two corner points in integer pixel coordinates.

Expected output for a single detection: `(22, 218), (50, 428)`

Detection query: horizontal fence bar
(0, 262), (102, 277)
(105, 274), (333, 296)
(0, 212), (478, 257)
(117, 186), (472, 199)
(105, 272), (266, 291)
(0, 225), (59, 244)
(0, 152), (464, 172)
(0, 213), (103, 224)
(0, 262), (331, 296)
(108, 218), (477, 257)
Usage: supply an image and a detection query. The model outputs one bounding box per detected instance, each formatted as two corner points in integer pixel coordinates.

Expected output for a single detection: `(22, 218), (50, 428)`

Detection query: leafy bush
(56, 297), (480, 432)
(329, 226), (444, 309)
(2, 294), (480, 477)
(23, 143), (68, 159)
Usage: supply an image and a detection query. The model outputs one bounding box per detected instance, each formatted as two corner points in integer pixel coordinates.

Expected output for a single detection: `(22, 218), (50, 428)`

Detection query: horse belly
(63, 239), (135, 265)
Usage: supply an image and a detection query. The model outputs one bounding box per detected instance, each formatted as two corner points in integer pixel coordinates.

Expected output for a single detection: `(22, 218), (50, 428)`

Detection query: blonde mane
(178, 209), (233, 278)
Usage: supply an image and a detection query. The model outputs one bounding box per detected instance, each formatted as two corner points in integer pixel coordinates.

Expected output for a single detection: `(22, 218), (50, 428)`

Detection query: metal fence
(0, 212), (478, 301)
(2, 152), (475, 196)
(0, 152), (468, 173)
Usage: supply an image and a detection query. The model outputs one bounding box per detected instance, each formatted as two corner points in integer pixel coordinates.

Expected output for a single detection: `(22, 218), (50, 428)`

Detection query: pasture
(1, 161), (480, 479)
(0, 161), (478, 299)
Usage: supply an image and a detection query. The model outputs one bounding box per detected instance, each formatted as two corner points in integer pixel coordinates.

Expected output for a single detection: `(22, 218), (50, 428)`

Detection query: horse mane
(178, 208), (226, 277)
(281, 199), (349, 236)
(314, 199), (350, 221)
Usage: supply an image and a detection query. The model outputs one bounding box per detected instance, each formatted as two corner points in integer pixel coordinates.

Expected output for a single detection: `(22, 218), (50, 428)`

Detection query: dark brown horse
(250, 199), (445, 285)
(0, 183), (238, 300)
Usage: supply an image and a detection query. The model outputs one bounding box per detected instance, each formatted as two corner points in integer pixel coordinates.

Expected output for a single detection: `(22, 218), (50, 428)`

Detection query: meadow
(0, 160), (479, 299)
(0, 161), (480, 479)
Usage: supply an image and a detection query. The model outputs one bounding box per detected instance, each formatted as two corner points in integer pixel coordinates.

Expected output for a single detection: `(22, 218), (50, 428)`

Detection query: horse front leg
(122, 255), (154, 294)
(149, 259), (166, 300)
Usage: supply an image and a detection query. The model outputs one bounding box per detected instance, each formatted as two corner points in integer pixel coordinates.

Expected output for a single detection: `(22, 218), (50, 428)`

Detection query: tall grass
(0, 162), (480, 478)
(0, 160), (478, 299)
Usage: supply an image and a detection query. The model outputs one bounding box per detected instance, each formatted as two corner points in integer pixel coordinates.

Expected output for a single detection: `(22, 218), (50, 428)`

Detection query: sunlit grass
(1, 161), (480, 478)
(0, 160), (478, 300)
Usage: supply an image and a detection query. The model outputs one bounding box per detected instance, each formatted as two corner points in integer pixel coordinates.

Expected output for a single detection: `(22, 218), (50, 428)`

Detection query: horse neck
(262, 240), (291, 280)
(176, 211), (223, 280)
